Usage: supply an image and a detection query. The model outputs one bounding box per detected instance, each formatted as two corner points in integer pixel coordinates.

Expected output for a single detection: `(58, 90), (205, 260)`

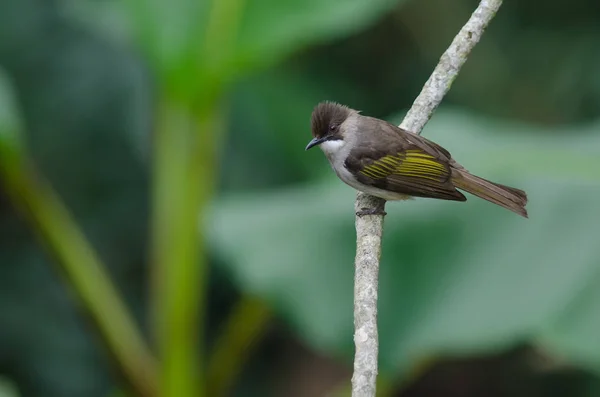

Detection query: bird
(305, 101), (528, 218)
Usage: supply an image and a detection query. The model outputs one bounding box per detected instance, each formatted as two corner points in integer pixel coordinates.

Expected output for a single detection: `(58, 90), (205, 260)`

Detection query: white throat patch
(319, 139), (345, 156)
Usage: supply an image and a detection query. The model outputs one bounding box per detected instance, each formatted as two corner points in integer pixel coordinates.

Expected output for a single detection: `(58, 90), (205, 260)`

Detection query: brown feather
(311, 101), (351, 139)
(344, 117), (466, 201)
(343, 116), (528, 217)
(451, 169), (528, 218)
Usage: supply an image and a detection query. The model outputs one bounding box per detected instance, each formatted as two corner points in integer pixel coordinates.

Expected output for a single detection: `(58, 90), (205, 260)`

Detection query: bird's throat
(319, 139), (345, 157)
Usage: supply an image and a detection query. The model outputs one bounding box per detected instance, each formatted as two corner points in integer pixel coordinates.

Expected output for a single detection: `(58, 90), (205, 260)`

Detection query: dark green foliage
(2, 0), (600, 396)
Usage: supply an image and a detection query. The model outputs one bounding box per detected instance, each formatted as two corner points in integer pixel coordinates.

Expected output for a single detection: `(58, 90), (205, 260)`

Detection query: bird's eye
(329, 124), (337, 131)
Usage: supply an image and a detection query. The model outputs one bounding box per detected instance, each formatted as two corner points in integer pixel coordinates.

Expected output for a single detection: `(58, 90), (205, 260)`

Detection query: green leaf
(120, 0), (209, 71)
(65, 0), (210, 90)
(233, 0), (404, 71)
(208, 109), (600, 377)
(70, 0), (403, 84)
(539, 273), (600, 370)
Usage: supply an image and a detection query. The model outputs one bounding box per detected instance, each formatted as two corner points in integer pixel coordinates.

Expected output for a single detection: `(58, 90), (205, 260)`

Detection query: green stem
(149, 0), (245, 393)
(151, 101), (221, 396)
(202, 0), (246, 71)
(0, 144), (158, 397)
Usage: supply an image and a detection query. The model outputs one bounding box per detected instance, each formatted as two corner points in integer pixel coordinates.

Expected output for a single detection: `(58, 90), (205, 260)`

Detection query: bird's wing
(344, 129), (466, 201)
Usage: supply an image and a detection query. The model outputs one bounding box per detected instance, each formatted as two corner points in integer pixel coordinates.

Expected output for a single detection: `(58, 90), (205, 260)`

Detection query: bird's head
(306, 101), (352, 150)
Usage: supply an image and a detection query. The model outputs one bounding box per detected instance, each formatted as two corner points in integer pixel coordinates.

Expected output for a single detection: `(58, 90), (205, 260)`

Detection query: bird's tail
(451, 169), (528, 218)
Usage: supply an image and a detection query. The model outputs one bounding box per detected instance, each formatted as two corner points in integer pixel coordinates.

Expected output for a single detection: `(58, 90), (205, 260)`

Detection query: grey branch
(351, 192), (385, 396)
(351, 1), (504, 396)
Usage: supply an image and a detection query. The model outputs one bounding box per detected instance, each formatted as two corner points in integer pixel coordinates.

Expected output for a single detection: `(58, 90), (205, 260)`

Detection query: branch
(351, 1), (503, 396)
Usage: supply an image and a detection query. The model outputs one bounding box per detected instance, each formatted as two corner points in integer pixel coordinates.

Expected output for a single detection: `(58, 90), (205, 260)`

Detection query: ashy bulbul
(306, 101), (528, 218)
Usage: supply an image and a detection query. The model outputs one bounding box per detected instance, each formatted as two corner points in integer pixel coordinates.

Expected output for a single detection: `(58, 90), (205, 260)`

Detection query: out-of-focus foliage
(0, 72), (21, 152)
(1, 0), (600, 396)
(0, 2), (151, 396)
(210, 111), (600, 376)
(73, 0), (403, 74)
(0, 377), (19, 397)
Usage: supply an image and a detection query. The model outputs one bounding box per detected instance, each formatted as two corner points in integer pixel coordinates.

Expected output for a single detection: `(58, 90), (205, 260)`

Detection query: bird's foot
(356, 207), (387, 217)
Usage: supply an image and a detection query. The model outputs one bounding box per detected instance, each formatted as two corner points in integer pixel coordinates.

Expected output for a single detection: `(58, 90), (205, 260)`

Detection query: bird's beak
(305, 137), (327, 151)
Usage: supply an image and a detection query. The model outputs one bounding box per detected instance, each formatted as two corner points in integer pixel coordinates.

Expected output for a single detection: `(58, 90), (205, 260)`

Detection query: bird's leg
(356, 207), (387, 217)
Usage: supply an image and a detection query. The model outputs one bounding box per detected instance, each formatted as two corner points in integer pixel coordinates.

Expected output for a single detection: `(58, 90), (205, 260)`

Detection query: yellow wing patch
(359, 150), (448, 181)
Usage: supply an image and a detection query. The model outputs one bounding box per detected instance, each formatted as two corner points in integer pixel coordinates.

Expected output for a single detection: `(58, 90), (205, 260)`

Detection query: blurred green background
(1, 0), (600, 396)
